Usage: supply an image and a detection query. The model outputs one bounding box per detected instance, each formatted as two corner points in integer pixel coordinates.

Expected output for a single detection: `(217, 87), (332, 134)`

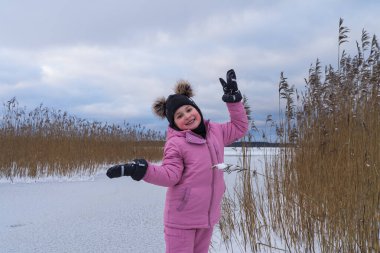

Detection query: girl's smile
(174, 105), (201, 130)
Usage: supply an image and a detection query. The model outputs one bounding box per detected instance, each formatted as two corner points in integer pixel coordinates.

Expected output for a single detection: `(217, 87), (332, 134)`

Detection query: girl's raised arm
(218, 69), (249, 145)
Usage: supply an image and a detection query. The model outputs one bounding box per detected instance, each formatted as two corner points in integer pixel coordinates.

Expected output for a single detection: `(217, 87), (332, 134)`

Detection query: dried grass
(218, 19), (379, 252)
(0, 99), (164, 180)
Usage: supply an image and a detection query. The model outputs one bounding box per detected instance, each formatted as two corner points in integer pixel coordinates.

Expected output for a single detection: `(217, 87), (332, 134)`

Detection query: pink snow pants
(164, 226), (214, 253)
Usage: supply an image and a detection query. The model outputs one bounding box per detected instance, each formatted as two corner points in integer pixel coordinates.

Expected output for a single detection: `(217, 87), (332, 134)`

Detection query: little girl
(107, 69), (248, 253)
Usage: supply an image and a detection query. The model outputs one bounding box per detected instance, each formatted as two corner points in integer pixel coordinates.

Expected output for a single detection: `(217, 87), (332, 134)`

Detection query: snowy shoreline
(0, 147), (276, 184)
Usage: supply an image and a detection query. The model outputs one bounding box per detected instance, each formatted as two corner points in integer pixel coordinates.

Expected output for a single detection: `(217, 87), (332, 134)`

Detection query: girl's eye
(186, 108), (192, 113)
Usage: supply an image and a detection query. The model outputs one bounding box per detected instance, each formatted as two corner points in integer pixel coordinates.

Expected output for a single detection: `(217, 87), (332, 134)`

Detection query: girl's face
(174, 105), (201, 130)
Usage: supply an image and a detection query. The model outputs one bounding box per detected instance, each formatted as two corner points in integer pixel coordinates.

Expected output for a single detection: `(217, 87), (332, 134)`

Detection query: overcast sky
(1, 0), (379, 134)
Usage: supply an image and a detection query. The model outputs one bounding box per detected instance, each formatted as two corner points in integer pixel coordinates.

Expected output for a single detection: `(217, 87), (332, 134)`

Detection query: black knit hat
(165, 94), (202, 129)
(152, 80), (204, 131)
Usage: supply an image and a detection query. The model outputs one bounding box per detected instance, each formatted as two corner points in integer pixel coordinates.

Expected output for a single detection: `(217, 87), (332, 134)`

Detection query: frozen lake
(0, 148), (271, 253)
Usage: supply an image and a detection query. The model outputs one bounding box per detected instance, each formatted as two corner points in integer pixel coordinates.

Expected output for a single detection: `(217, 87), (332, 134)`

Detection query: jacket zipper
(206, 141), (216, 227)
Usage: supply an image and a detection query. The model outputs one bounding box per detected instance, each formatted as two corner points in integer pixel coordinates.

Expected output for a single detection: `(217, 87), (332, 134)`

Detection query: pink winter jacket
(143, 102), (248, 229)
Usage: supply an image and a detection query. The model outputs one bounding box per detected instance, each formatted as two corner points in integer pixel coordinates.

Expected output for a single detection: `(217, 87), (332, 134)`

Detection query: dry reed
(218, 19), (379, 253)
(0, 98), (164, 180)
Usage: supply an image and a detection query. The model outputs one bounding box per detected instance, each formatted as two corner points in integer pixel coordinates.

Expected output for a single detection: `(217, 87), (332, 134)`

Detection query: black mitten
(106, 159), (148, 181)
(219, 69), (242, 103)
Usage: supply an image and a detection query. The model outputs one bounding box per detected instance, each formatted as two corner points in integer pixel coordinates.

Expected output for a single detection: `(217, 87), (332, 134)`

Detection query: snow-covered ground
(0, 147), (272, 253)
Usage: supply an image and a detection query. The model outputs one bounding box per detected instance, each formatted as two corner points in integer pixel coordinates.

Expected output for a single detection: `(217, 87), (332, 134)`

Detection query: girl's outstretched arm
(106, 141), (184, 187)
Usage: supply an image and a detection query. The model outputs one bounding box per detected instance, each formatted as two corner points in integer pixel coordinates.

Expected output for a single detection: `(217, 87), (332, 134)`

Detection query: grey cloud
(1, 0), (380, 134)
(0, 0), (252, 48)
